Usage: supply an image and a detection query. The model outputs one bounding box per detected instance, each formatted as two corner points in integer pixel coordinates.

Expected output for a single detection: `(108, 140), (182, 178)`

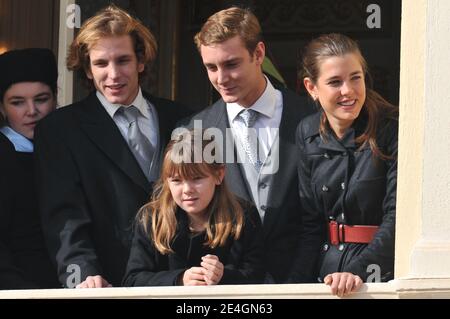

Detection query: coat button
(338, 244), (345, 251)
(323, 244), (329, 251)
(322, 185), (329, 192)
(341, 182), (345, 190)
(260, 183), (268, 189)
(260, 205), (267, 211)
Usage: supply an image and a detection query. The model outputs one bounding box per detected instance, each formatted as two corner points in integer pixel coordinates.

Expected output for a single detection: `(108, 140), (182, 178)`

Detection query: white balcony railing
(1, 279), (450, 299)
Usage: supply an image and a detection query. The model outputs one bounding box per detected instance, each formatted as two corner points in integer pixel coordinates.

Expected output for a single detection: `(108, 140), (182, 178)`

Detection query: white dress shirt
(226, 77), (283, 157)
(97, 89), (161, 181)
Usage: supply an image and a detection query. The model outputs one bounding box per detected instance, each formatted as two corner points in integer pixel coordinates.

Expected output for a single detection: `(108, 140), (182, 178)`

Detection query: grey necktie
(115, 106), (153, 180)
(236, 109), (263, 172)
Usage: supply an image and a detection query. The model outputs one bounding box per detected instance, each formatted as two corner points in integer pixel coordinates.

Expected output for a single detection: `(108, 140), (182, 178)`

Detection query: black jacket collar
(302, 111), (369, 152)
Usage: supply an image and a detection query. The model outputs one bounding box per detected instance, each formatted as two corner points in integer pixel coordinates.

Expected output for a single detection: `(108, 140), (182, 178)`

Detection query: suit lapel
(78, 93), (151, 192)
(263, 91), (303, 235)
(146, 94), (169, 150)
(207, 101), (252, 202)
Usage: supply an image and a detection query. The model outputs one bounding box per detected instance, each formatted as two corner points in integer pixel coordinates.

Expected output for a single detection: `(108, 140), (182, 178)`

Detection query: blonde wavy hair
(138, 130), (244, 255)
(66, 4), (157, 89)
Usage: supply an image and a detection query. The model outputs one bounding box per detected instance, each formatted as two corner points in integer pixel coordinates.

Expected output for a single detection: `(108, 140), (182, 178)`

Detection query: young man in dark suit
(186, 7), (316, 283)
(34, 5), (192, 288)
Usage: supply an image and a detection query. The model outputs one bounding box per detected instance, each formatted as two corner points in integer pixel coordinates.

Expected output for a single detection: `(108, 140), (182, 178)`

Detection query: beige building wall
(57, 0), (74, 107)
(396, 0), (450, 279)
(395, 0), (426, 279)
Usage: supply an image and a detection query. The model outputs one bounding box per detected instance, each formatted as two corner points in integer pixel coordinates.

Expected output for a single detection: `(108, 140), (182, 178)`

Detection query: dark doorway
(70, 0), (401, 110)
(0, 0), (60, 54)
(176, 0), (401, 111)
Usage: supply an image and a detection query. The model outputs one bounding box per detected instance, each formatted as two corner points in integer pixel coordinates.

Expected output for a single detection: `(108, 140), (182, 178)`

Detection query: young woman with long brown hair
(293, 33), (398, 297)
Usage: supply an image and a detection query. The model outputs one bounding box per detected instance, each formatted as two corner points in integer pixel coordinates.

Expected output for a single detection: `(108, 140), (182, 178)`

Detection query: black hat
(0, 48), (58, 102)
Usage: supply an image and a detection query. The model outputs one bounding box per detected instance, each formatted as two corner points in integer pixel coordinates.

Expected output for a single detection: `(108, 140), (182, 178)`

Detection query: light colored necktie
(115, 106), (153, 180)
(237, 109), (263, 171)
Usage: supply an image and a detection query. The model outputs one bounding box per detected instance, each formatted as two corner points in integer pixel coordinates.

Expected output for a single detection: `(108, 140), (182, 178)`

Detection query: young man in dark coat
(34, 5), (192, 288)
(184, 7), (315, 283)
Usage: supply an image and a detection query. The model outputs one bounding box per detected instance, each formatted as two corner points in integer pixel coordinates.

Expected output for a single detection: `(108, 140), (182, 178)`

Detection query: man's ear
(216, 167), (225, 185)
(85, 66), (93, 80)
(137, 61), (145, 73)
(254, 41), (265, 65)
(304, 77), (318, 100)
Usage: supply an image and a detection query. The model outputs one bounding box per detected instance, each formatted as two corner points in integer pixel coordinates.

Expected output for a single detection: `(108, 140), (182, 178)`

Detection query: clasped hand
(182, 254), (224, 286)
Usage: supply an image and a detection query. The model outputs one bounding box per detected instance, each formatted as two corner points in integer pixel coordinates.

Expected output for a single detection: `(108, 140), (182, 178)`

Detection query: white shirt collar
(96, 88), (150, 119)
(227, 76), (278, 122)
(0, 126), (34, 152)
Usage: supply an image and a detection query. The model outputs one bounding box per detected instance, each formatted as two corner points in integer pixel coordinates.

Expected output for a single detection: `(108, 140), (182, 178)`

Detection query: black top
(34, 92), (194, 287)
(123, 202), (265, 286)
(0, 133), (59, 289)
(293, 112), (398, 282)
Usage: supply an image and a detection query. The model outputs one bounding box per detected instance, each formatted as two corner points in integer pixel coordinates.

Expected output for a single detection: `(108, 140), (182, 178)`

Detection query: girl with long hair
(123, 130), (265, 286)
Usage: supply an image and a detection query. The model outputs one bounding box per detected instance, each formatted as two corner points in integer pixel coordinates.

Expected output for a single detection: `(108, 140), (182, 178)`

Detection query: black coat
(184, 87), (315, 283)
(34, 92), (192, 287)
(123, 204), (265, 286)
(0, 133), (59, 289)
(294, 112), (398, 282)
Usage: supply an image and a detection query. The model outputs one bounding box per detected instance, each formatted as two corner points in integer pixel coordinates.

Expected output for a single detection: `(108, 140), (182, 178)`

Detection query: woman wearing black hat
(0, 48), (60, 289)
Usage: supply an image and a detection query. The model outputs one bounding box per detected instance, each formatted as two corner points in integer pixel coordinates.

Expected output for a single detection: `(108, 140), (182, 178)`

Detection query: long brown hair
(138, 129), (244, 255)
(302, 33), (398, 159)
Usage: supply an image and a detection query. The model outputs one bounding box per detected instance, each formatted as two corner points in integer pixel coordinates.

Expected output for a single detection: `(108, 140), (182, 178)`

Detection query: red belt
(328, 221), (379, 245)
